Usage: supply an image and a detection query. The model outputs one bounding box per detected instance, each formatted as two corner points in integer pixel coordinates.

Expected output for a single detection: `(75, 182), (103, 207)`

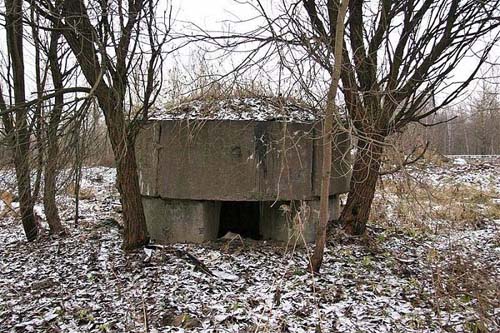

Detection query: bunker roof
(151, 97), (320, 123)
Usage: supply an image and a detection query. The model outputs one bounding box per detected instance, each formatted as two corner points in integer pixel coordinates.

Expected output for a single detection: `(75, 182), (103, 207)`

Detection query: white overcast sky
(0, 0), (498, 105)
(162, 0), (500, 104)
(168, 0), (266, 35)
(156, 0), (500, 104)
(174, 0), (245, 26)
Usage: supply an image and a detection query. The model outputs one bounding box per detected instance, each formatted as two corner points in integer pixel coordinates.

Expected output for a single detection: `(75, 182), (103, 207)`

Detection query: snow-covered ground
(0, 156), (498, 332)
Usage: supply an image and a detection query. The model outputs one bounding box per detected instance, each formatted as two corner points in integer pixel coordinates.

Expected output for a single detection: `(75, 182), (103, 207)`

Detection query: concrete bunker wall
(136, 119), (351, 243)
(142, 197), (340, 243)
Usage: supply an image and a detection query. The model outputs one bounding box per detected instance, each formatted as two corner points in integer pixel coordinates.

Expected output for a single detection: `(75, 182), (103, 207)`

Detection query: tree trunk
(13, 145), (38, 240)
(102, 98), (148, 250)
(309, 0), (349, 273)
(57, 0), (153, 250)
(44, 144), (64, 234)
(89, 93), (149, 249)
(31, 3), (45, 204)
(340, 135), (385, 235)
(113, 135), (149, 250)
(5, 0), (38, 241)
(43, 94), (64, 234)
(41, 30), (66, 234)
(310, 99), (334, 273)
(32, 122), (44, 202)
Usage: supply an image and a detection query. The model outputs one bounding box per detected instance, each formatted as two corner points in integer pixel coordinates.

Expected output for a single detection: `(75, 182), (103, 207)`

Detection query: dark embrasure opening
(218, 201), (261, 239)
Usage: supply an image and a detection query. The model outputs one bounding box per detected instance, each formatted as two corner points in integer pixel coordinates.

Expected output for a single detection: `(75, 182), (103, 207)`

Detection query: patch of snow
(212, 270), (239, 281)
(150, 97), (320, 123)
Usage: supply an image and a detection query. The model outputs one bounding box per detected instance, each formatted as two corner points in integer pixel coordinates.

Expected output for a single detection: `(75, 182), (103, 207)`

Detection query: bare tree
(302, 0), (500, 235)
(36, 0), (169, 249)
(29, 2), (47, 204)
(0, 0), (38, 241)
(1, 0), (91, 237)
(411, 79), (500, 156)
(23, 0), (72, 234)
(245, 0), (500, 235)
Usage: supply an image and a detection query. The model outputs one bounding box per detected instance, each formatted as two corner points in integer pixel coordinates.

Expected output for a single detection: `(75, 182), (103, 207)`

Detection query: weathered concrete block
(256, 122), (314, 200)
(259, 196), (340, 244)
(312, 128), (352, 196)
(259, 201), (289, 242)
(135, 123), (160, 196)
(142, 197), (220, 243)
(137, 120), (351, 202)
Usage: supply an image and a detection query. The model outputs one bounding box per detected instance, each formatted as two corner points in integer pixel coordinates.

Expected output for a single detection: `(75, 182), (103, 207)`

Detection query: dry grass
(372, 157), (500, 331)
(0, 191), (18, 218)
(373, 177), (499, 234)
(426, 246), (500, 331)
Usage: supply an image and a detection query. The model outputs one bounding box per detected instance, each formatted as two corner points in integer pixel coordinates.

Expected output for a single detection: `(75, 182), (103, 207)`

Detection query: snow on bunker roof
(150, 97), (319, 122)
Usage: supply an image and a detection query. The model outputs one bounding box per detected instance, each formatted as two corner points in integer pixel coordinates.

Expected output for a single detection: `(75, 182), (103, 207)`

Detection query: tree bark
(5, 0), (38, 241)
(310, 0), (349, 273)
(92, 88), (149, 250)
(30, 3), (45, 204)
(43, 30), (65, 235)
(340, 135), (385, 235)
(113, 137), (149, 250)
(44, 143), (64, 234)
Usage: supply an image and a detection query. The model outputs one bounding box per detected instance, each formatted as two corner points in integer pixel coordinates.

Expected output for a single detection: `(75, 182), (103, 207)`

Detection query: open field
(0, 156), (498, 332)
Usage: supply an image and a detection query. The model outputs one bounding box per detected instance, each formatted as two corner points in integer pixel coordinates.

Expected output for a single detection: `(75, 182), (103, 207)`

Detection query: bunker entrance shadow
(218, 201), (261, 240)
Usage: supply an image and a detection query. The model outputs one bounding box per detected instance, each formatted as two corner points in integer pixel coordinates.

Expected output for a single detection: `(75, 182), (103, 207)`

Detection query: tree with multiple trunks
(300, 0), (500, 236)
(217, 0), (498, 270)
(250, 0), (500, 241)
(35, 0), (169, 249)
